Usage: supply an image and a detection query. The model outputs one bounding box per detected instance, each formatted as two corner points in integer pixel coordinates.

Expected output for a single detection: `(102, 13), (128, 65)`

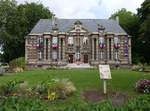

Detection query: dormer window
(74, 20), (82, 32)
(98, 24), (105, 34)
(74, 20), (82, 25)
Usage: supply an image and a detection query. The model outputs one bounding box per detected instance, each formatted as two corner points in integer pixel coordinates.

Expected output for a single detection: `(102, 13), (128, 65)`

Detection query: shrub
(34, 81), (48, 95)
(0, 80), (20, 96)
(135, 79), (150, 94)
(9, 57), (25, 70)
(125, 95), (150, 111)
(48, 78), (76, 100)
(0, 96), (48, 111)
(64, 95), (150, 111)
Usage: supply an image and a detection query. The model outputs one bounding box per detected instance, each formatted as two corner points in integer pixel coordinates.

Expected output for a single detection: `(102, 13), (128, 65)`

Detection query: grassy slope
(0, 69), (150, 110)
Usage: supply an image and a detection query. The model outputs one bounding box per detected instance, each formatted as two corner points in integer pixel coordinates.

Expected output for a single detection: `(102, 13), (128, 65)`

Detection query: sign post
(99, 65), (112, 94)
(103, 80), (107, 94)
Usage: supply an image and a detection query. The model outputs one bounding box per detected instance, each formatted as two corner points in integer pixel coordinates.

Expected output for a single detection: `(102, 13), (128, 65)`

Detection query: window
(37, 37), (44, 48)
(52, 37), (58, 48)
(52, 51), (57, 61)
(83, 37), (88, 45)
(52, 37), (58, 44)
(99, 37), (104, 44)
(75, 52), (80, 60)
(38, 51), (42, 60)
(114, 37), (120, 45)
(68, 37), (73, 45)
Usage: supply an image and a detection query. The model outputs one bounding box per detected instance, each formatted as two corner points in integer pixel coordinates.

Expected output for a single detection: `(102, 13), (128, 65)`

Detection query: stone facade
(25, 19), (131, 68)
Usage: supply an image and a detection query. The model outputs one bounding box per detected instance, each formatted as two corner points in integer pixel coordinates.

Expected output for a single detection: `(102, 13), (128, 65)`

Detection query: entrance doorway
(68, 55), (73, 63)
(83, 55), (88, 63)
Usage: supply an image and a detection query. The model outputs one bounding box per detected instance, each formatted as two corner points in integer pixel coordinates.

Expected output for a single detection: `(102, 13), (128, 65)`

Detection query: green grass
(0, 69), (149, 92)
(0, 69), (150, 110)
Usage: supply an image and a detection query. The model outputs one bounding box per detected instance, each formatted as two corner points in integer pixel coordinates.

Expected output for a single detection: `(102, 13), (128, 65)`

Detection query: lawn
(0, 69), (150, 110)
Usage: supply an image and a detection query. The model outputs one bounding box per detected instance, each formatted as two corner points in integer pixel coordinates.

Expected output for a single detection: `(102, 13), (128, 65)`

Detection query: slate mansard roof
(29, 19), (127, 35)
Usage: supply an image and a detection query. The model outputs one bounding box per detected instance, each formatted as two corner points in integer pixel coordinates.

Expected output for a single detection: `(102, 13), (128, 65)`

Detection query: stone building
(25, 18), (131, 68)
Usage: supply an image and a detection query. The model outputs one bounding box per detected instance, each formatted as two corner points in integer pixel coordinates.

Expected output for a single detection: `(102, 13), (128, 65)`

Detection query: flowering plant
(36, 44), (44, 49)
(135, 79), (150, 94)
(52, 44), (58, 49)
(114, 44), (120, 49)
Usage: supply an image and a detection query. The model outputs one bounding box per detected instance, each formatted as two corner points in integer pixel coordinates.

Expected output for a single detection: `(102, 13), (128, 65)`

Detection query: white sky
(17, 0), (144, 18)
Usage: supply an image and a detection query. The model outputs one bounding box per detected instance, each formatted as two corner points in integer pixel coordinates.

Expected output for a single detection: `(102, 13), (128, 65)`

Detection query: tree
(138, 0), (150, 63)
(0, 0), (53, 62)
(109, 8), (140, 63)
(0, 0), (18, 62)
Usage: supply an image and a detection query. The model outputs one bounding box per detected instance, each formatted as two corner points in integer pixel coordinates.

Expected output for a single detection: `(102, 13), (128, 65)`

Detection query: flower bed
(135, 79), (150, 94)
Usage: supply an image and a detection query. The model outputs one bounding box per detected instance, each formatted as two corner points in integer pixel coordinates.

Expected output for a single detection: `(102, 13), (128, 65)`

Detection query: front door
(83, 55), (88, 63)
(68, 55), (73, 63)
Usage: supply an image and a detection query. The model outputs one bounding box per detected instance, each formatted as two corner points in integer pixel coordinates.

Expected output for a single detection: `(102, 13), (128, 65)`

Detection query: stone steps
(64, 63), (93, 69)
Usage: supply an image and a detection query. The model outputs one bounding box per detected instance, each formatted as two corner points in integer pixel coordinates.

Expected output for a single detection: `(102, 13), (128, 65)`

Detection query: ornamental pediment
(69, 20), (88, 33)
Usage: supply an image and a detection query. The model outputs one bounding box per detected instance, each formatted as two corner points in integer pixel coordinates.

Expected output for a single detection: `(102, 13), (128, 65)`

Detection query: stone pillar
(80, 36), (82, 62)
(62, 38), (64, 61)
(58, 38), (61, 61)
(43, 37), (46, 60)
(48, 38), (51, 60)
(92, 38), (94, 61)
(111, 37), (114, 61)
(107, 37), (109, 61)
(128, 37), (132, 64)
(96, 38), (99, 60)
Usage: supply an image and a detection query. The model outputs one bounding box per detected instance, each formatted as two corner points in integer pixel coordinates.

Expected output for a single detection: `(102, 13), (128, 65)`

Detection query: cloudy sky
(18, 0), (144, 19)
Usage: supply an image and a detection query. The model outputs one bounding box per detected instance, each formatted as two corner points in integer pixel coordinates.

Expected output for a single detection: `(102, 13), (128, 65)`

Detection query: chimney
(116, 16), (119, 24)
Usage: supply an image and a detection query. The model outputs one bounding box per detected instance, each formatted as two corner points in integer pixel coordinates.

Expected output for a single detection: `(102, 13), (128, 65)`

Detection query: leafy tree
(109, 8), (140, 63)
(0, 0), (18, 62)
(138, 0), (150, 63)
(0, 0), (53, 62)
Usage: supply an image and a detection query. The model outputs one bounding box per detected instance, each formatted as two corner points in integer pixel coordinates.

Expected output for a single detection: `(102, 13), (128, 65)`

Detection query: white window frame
(83, 37), (88, 45)
(114, 37), (120, 45)
(68, 37), (73, 45)
(52, 37), (58, 44)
